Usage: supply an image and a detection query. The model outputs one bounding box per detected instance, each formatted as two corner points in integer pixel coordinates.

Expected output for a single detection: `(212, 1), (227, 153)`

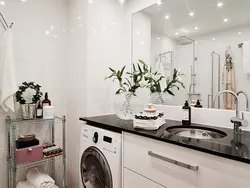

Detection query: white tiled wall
(0, 0), (68, 187)
(67, 0), (127, 187)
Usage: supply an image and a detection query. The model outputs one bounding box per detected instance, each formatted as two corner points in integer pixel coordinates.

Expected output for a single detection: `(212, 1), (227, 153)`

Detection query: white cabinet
(123, 132), (250, 188)
(124, 167), (165, 188)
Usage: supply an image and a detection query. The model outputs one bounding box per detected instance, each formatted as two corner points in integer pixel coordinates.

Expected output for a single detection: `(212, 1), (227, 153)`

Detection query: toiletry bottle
(36, 102), (43, 118)
(194, 100), (203, 108)
(42, 92), (51, 107)
(182, 101), (191, 125)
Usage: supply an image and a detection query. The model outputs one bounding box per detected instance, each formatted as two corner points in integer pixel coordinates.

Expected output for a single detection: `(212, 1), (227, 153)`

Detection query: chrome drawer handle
(148, 151), (199, 172)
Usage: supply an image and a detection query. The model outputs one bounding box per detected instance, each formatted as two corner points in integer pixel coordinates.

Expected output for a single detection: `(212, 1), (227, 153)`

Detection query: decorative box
(16, 145), (43, 164)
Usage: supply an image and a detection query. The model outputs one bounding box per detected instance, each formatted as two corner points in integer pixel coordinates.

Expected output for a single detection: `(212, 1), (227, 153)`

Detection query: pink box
(16, 145), (43, 164)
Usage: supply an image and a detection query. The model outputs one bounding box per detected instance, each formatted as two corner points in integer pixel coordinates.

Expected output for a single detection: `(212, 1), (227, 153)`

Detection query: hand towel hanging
(0, 28), (18, 112)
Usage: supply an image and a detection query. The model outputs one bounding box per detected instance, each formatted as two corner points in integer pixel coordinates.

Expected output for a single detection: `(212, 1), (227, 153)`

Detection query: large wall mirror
(132, 0), (250, 112)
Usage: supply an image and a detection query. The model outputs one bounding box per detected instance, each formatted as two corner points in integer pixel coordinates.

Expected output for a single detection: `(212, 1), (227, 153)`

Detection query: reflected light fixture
(88, 0), (93, 4)
(238, 32), (242, 35)
(224, 18), (228, 22)
(189, 11), (195, 17)
(212, 38), (216, 41)
(175, 32), (179, 36)
(141, 41), (145, 44)
(20, 0), (27, 2)
(217, 2), (224, 8)
(0, 1), (5, 6)
(45, 31), (50, 35)
(136, 31), (140, 35)
(194, 26), (199, 30)
(165, 15), (170, 20)
(157, 37), (161, 40)
(157, 1), (162, 5)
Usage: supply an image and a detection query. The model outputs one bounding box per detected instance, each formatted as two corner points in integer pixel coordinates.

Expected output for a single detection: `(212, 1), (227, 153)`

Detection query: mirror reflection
(132, 0), (250, 111)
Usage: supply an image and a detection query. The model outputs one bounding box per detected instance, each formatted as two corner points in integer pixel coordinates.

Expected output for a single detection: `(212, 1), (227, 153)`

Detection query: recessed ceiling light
(93, 30), (97, 34)
(103, 26), (107, 30)
(62, 29), (66, 32)
(45, 31), (50, 35)
(189, 11), (195, 17)
(77, 16), (81, 20)
(0, 1), (5, 6)
(194, 26), (199, 30)
(175, 32), (179, 36)
(156, 1), (162, 5)
(212, 38), (216, 41)
(112, 22), (116, 25)
(165, 15), (170, 20)
(79, 24), (83, 27)
(136, 31), (140, 35)
(223, 18), (228, 22)
(20, 0), (27, 2)
(217, 2), (224, 8)
(158, 9), (161, 11)
(53, 35), (59, 38)
(157, 37), (161, 40)
(238, 32), (242, 35)
(141, 41), (145, 44)
(50, 25), (54, 30)
(88, 0), (93, 4)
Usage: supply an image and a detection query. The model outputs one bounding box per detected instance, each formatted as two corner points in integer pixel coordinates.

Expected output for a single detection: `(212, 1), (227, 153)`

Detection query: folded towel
(17, 181), (34, 188)
(27, 168), (55, 188)
(243, 41), (250, 74)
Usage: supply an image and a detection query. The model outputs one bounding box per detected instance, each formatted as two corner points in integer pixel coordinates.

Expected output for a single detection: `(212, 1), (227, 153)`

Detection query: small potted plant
(148, 68), (185, 105)
(15, 82), (43, 119)
(105, 61), (149, 120)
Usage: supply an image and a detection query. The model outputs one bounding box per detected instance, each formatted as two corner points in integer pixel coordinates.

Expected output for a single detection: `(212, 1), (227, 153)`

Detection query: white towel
(0, 29), (17, 112)
(26, 168), (55, 188)
(243, 41), (250, 74)
(17, 181), (35, 188)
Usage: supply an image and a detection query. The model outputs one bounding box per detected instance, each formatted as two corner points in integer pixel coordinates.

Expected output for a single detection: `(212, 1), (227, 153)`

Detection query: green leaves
(105, 60), (185, 96)
(15, 82), (43, 104)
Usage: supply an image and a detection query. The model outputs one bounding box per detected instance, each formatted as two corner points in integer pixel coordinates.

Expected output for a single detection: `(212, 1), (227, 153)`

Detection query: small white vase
(113, 92), (137, 120)
(150, 92), (174, 105)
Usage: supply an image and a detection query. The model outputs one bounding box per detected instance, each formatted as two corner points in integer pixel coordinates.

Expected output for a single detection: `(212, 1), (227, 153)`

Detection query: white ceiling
(142, 0), (250, 38)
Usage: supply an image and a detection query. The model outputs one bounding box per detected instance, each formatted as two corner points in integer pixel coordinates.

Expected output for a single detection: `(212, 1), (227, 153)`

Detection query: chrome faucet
(213, 90), (248, 134)
(236, 90), (249, 111)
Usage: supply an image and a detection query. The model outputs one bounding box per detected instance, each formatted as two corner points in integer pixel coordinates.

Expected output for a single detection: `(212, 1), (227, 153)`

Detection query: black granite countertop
(80, 114), (250, 164)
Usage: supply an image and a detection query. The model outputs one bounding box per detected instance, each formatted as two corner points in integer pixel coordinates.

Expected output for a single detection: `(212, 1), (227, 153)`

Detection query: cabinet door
(124, 168), (165, 188)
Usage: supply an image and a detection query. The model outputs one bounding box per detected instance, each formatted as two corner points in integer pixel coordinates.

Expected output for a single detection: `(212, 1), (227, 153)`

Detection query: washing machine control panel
(92, 132), (99, 143)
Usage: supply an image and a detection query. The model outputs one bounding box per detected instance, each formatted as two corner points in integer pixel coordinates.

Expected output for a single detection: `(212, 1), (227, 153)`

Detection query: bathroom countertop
(79, 114), (250, 164)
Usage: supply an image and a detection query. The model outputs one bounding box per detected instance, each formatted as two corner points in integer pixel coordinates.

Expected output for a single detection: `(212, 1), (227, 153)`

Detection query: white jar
(43, 106), (55, 119)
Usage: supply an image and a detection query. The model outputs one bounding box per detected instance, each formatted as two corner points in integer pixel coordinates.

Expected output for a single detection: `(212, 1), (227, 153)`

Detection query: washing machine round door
(80, 146), (113, 188)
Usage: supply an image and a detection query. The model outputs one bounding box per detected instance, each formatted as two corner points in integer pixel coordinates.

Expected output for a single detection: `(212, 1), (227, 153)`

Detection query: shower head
(178, 36), (194, 46)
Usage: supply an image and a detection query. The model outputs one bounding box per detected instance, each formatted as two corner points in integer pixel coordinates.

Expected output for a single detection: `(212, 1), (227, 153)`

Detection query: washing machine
(79, 123), (122, 188)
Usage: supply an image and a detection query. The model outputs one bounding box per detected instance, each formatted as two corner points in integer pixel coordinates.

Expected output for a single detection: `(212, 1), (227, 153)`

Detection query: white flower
(176, 76), (182, 82)
(139, 76), (149, 88)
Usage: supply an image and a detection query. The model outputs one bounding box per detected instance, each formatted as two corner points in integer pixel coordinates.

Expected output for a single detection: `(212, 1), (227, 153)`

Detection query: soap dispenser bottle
(182, 101), (191, 125)
(42, 92), (51, 107)
(194, 100), (203, 108)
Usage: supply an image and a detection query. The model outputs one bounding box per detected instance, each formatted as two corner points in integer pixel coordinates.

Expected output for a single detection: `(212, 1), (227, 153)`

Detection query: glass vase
(114, 92), (137, 120)
(150, 92), (174, 105)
